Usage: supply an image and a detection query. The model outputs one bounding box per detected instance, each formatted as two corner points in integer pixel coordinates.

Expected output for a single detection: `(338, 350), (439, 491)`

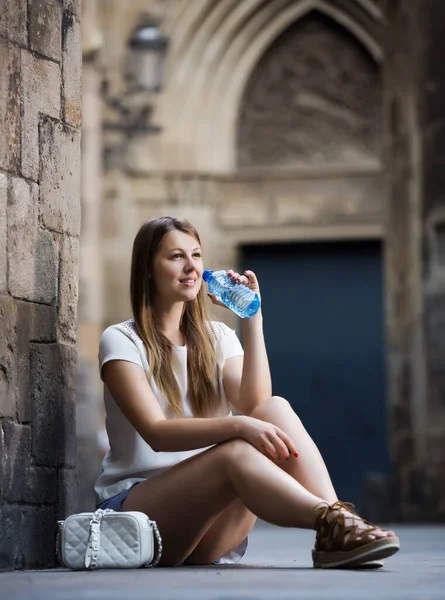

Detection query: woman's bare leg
(249, 396), (395, 538)
(188, 396), (340, 565)
(187, 499), (256, 565)
(249, 396), (338, 503)
(178, 396), (338, 565)
(122, 438), (325, 565)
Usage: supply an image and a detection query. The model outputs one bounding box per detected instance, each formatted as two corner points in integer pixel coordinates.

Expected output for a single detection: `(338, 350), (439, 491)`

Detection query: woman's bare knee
(215, 438), (268, 472)
(250, 395), (298, 420)
(217, 438), (259, 463)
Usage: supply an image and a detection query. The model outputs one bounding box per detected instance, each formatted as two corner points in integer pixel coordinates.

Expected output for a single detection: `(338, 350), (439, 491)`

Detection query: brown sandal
(312, 501), (400, 569)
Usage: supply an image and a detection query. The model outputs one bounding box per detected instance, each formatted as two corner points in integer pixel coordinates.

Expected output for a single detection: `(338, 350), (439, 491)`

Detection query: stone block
(0, 0), (27, 44)
(21, 50), (61, 180)
(35, 229), (59, 302)
(29, 0), (62, 62)
(8, 177), (58, 304)
(12, 300), (31, 423)
(30, 343), (77, 468)
(0, 299), (58, 424)
(217, 186), (270, 227)
(39, 117), (81, 235)
(14, 301), (58, 422)
(1, 421), (57, 504)
(274, 177), (384, 225)
(62, 11), (82, 128)
(0, 504), (56, 569)
(131, 177), (171, 204)
(0, 40), (21, 173)
(55, 233), (79, 344)
(0, 298), (30, 422)
(0, 296), (17, 418)
(57, 466), (79, 519)
(17, 301), (57, 343)
(0, 174), (7, 293)
(64, 0), (82, 19)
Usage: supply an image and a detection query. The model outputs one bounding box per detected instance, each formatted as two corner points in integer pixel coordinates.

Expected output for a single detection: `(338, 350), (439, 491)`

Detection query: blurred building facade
(77, 0), (445, 521)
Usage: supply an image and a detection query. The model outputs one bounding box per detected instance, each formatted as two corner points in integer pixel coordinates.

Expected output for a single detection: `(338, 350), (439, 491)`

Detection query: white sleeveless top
(94, 319), (244, 504)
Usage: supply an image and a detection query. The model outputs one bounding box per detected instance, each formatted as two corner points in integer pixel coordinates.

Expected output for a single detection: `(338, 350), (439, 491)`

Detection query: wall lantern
(102, 15), (168, 166)
(126, 18), (169, 92)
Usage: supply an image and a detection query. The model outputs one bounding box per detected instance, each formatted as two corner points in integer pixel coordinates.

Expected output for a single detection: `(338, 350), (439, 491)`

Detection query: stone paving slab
(1, 524), (444, 600)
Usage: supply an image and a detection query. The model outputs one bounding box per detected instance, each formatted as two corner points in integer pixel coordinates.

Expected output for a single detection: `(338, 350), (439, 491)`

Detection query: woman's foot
(312, 501), (400, 569)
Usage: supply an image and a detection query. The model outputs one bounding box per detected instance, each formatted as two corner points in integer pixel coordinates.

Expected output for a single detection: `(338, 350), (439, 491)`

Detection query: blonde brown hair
(130, 216), (221, 417)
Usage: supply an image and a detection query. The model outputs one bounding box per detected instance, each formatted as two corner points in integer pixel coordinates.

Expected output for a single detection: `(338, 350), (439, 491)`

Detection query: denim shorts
(96, 483), (140, 511)
(96, 484), (247, 566)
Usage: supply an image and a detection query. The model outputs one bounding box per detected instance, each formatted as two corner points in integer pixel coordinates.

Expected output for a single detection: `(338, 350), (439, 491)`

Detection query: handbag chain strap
(86, 508), (113, 569)
(85, 509), (163, 569)
(146, 518), (163, 567)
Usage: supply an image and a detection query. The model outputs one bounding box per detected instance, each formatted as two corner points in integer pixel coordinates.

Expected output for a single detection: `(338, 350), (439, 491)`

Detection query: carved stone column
(384, 0), (445, 521)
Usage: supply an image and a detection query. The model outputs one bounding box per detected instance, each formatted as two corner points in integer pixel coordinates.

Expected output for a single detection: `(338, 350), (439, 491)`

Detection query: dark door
(241, 240), (391, 506)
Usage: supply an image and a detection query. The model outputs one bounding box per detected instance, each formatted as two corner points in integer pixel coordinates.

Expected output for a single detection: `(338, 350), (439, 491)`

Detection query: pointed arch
(156, 0), (384, 173)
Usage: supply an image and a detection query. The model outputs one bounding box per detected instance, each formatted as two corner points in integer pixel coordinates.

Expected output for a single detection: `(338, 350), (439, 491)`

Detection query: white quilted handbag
(57, 509), (162, 570)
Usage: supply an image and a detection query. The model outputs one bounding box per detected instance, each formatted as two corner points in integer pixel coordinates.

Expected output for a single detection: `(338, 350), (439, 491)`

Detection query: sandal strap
(314, 501), (382, 552)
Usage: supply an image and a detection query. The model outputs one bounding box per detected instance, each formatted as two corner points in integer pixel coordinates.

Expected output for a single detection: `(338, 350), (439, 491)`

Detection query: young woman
(94, 216), (400, 569)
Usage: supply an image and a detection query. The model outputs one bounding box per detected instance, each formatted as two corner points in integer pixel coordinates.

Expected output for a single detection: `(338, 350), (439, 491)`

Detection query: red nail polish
(294, 452), (299, 458)
(286, 456), (290, 461)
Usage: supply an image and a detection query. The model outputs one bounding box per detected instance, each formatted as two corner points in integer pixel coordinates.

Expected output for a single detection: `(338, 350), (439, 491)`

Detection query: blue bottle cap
(202, 269), (213, 282)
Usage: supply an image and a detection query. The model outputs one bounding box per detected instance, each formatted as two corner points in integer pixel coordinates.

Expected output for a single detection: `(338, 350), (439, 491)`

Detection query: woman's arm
(103, 360), (295, 458)
(103, 359), (240, 452)
(150, 417), (240, 452)
(219, 270), (272, 415)
(239, 308), (272, 410)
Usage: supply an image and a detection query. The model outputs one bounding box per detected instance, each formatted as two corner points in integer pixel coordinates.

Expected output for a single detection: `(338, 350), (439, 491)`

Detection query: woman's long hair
(130, 217), (221, 417)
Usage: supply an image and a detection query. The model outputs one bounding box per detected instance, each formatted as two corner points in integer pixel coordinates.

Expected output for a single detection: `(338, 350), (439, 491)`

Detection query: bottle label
(229, 286), (253, 310)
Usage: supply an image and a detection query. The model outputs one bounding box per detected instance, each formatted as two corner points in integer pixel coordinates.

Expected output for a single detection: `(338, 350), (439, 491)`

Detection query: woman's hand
(236, 415), (298, 461)
(207, 269), (261, 308)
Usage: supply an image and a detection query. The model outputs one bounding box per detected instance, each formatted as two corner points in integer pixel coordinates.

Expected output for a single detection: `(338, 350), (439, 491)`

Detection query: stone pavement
(1, 523), (444, 600)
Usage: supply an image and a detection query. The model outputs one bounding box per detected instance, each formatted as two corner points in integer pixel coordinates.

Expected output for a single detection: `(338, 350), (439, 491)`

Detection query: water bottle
(202, 270), (261, 318)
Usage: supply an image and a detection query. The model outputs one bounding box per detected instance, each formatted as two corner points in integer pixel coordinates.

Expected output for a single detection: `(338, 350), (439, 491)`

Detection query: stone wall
(384, 0), (445, 521)
(0, 0), (82, 569)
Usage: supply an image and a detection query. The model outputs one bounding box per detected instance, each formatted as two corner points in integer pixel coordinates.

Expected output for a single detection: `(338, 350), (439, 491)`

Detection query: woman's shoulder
(206, 321), (244, 359)
(206, 320), (237, 339)
(98, 319), (145, 376)
(100, 319), (141, 348)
